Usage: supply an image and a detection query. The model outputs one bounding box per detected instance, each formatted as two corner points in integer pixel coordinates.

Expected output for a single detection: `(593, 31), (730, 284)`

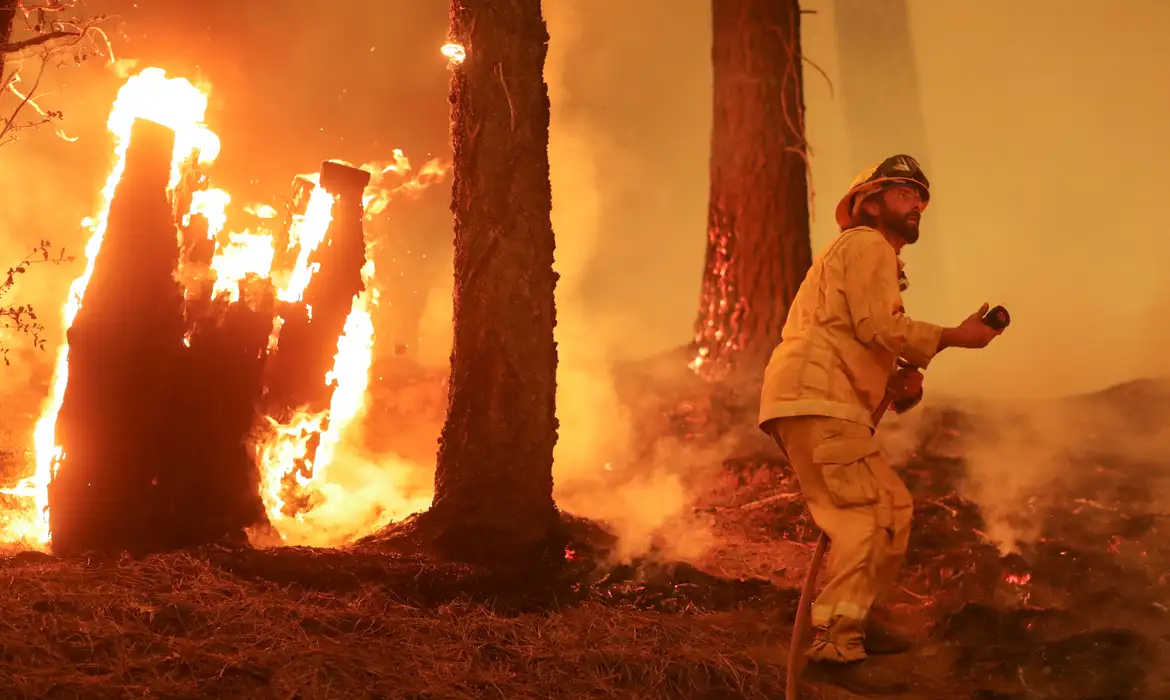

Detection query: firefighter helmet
(834, 154), (931, 231)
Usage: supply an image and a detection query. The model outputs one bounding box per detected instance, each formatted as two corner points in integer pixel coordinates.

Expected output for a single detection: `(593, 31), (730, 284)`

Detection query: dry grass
(0, 547), (802, 700)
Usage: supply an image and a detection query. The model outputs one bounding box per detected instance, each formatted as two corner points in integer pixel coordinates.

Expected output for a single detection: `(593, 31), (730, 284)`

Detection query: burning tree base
(42, 71), (381, 555)
(48, 120), (273, 555)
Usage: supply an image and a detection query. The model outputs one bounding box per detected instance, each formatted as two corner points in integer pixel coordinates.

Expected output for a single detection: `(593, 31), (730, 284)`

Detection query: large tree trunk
(693, 0), (813, 383)
(833, 0), (944, 316)
(419, 0), (561, 565)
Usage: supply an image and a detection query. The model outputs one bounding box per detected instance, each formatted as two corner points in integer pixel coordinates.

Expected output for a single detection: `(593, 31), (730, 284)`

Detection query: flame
(209, 231), (277, 302)
(245, 203), (278, 220)
(276, 180), (335, 303)
(256, 262), (378, 533)
(1, 66), (446, 550)
(1004, 573), (1032, 586)
(185, 188), (231, 239)
(323, 151), (451, 220)
(1, 68), (219, 546)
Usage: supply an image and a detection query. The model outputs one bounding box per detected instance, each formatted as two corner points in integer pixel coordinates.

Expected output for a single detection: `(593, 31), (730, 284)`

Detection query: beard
(881, 208), (920, 244)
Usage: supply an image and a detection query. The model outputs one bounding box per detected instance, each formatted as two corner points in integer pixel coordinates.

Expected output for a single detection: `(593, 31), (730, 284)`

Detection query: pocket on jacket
(812, 434), (882, 509)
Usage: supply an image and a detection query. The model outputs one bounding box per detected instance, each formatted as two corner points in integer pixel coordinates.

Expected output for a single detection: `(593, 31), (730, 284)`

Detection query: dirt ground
(1, 368), (1168, 699)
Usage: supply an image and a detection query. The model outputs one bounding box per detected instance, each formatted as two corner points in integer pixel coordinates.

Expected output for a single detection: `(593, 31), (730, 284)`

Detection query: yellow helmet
(834, 154), (931, 231)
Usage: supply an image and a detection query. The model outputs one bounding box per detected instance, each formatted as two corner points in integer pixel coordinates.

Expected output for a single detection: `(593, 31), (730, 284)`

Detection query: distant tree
(407, 0), (563, 565)
(692, 0), (813, 383)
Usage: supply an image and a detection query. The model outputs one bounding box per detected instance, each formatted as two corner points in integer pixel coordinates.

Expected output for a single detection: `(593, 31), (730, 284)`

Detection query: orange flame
(1, 67), (443, 550)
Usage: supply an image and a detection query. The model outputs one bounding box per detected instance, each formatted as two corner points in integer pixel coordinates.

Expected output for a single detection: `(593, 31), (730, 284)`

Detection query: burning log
(49, 120), (190, 556)
(266, 162), (369, 407)
(262, 161), (370, 513)
(49, 118), (271, 555)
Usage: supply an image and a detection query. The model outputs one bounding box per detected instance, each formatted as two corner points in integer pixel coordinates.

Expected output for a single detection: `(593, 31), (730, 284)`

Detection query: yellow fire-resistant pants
(770, 415), (913, 663)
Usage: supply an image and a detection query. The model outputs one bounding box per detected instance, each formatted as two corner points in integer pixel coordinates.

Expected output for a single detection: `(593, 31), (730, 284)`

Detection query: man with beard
(758, 154), (1002, 693)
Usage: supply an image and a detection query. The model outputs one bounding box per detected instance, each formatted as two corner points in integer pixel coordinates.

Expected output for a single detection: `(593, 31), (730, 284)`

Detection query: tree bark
(693, 0), (813, 383)
(421, 0), (562, 565)
(0, 1), (16, 65)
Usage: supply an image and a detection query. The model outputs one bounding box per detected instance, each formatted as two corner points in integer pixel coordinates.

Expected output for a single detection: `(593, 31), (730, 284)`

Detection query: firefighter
(759, 155), (1003, 693)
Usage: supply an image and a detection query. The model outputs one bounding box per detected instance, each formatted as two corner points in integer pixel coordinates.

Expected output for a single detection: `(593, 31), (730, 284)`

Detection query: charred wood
(261, 162), (369, 515)
(49, 120), (190, 556)
(264, 161), (369, 417)
(49, 119), (269, 555)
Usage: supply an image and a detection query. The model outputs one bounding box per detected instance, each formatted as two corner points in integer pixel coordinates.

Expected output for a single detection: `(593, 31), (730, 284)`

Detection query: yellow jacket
(759, 226), (943, 429)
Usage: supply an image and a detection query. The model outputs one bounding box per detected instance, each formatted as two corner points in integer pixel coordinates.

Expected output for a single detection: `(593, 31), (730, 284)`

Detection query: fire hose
(784, 305), (1012, 700)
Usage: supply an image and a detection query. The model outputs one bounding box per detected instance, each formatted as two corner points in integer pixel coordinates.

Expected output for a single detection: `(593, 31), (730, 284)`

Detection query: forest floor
(0, 361), (1168, 699)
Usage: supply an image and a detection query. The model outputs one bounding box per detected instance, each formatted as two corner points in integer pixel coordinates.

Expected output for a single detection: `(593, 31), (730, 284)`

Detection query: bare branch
(0, 58), (52, 144)
(0, 2), (112, 148)
(0, 239), (76, 364)
(0, 28), (79, 53)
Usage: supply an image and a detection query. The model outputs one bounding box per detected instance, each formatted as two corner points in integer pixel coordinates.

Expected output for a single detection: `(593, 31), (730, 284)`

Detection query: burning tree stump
(49, 119), (271, 555)
(390, 0), (564, 566)
(49, 120), (190, 555)
(262, 161), (370, 514)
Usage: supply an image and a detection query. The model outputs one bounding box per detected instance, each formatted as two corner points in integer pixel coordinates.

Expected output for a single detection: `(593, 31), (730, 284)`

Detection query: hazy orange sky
(543, 0), (1170, 399)
(0, 0), (1166, 400)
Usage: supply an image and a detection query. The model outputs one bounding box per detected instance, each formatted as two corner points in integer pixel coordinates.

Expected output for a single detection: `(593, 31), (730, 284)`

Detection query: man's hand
(939, 303), (1005, 350)
(888, 366), (924, 413)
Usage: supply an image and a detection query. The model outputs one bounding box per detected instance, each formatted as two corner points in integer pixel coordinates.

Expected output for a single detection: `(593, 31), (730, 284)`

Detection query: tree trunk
(421, 0), (562, 565)
(693, 0), (813, 383)
(0, 1), (16, 58)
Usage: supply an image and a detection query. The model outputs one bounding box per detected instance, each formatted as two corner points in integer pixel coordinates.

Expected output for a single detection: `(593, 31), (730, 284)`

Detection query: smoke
(537, 1), (720, 563)
(807, 0), (1170, 399)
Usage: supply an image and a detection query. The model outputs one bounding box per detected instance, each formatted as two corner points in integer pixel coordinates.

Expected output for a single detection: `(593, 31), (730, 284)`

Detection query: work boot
(804, 658), (911, 696)
(864, 621), (913, 655)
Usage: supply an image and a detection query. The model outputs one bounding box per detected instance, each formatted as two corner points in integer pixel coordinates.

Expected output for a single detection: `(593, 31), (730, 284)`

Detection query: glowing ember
(441, 42), (466, 64)
(1004, 573), (1032, 586)
(1, 67), (219, 546)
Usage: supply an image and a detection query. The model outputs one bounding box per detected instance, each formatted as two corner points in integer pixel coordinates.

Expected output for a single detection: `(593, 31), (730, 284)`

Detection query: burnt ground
(0, 370), (1168, 699)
